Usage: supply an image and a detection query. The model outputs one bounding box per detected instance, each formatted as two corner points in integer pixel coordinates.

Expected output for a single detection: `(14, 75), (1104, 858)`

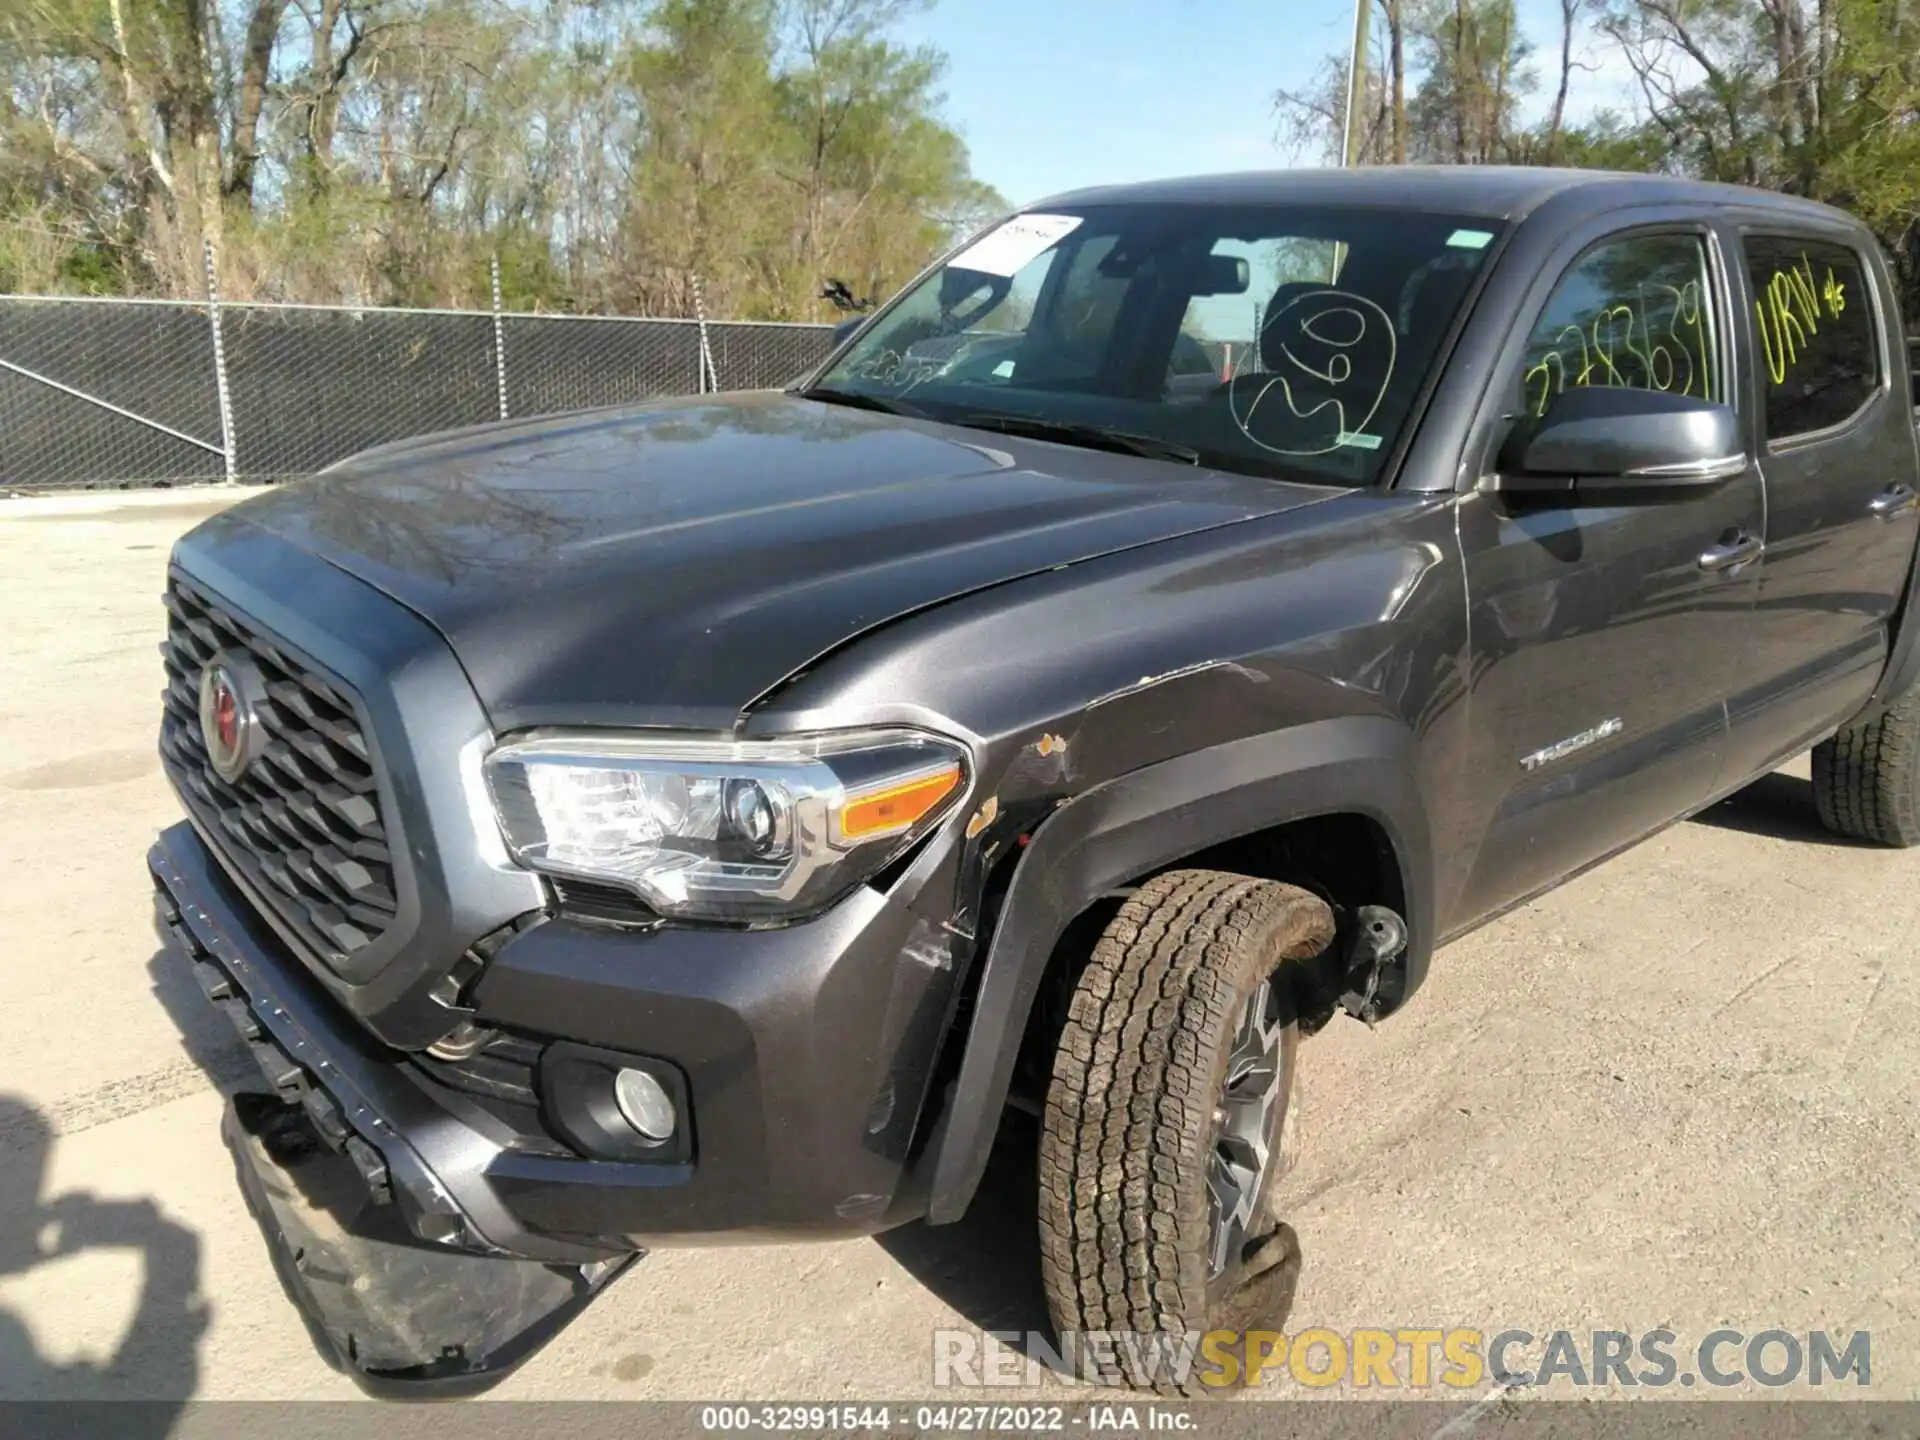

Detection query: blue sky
(897, 0), (1643, 207)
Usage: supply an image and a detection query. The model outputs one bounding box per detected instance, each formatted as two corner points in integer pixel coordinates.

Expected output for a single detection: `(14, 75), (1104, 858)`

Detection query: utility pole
(203, 239), (238, 484)
(1340, 0), (1374, 167)
(1333, 0), (1373, 282)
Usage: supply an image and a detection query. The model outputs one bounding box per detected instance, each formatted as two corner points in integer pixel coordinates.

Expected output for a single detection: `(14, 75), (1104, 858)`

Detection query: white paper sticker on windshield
(950, 213), (1083, 277)
(1446, 228), (1494, 250)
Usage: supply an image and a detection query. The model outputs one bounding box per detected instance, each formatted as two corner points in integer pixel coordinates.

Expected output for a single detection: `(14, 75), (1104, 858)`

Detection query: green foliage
(1585, 0), (1920, 312)
(1278, 0), (1920, 317)
(1550, 113), (1670, 173)
(1406, 0), (1534, 162)
(0, 0), (1003, 316)
(56, 242), (125, 293)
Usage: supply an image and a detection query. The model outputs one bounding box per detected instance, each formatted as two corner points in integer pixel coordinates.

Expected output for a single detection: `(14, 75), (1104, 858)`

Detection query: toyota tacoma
(150, 167), (1920, 1394)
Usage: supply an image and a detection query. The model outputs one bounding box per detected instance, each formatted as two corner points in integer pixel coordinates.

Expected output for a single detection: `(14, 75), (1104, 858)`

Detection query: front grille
(159, 575), (398, 964)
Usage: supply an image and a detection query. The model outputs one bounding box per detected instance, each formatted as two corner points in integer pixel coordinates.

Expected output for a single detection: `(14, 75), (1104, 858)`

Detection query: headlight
(482, 728), (968, 922)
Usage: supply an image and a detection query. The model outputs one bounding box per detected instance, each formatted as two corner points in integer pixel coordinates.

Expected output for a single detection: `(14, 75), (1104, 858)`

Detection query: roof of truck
(1034, 166), (1852, 228)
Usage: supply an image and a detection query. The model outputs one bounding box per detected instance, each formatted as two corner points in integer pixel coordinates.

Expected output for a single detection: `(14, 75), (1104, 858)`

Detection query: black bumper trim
(222, 1094), (633, 1397)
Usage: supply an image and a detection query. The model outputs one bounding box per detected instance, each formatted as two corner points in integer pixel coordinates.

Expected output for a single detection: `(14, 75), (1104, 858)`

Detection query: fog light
(612, 1067), (676, 1143)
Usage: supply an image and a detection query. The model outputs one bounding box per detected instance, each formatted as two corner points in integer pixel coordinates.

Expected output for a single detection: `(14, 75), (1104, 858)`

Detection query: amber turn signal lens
(838, 765), (962, 842)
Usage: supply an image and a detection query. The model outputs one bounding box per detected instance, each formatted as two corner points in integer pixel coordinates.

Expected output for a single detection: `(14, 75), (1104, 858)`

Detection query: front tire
(1812, 688), (1920, 845)
(1037, 869), (1335, 1395)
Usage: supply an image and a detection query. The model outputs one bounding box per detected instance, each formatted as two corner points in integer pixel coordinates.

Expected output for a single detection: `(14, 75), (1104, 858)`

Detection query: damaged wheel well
(1002, 811), (1408, 1112)
(920, 720), (1431, 1224)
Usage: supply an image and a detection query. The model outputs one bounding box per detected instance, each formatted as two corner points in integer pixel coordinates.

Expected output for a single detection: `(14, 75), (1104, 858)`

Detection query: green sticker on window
(1447, 229), (1494, 250)
(1337, 431), (1383, 451)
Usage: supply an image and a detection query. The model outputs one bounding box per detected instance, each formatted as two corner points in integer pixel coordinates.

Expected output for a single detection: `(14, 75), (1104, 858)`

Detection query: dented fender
(921, 714), (1433, 1226)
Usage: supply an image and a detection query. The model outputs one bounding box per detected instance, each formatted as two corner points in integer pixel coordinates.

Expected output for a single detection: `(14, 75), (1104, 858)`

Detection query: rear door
(1450, 219), (1764, 924)
(1720, 228), (1920, 780)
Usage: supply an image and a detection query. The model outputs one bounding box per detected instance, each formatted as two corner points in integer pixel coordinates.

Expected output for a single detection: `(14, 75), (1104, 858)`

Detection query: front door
(1451, 223), (1764, 926)
(1720, 229), (1920, 780)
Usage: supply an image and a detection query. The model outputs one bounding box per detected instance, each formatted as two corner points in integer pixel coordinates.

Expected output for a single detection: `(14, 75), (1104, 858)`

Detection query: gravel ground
(0, 486), (1912, 1410)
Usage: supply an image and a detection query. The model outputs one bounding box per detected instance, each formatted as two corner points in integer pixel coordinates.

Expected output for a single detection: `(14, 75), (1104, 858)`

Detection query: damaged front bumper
(150, 809), (971, 1387)
(154, 826), (636, 1392)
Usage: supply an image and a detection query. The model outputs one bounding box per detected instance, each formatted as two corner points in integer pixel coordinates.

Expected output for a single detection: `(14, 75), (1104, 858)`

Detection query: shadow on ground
(0, 1094), (206, 1434)
(147, 943), (260, 1099)
(1691, 770), (1865, 847)
(876, 1113), (1052, 1344)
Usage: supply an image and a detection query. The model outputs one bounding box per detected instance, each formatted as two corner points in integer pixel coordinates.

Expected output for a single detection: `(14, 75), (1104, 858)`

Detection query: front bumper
(152, 814), (966, 1258)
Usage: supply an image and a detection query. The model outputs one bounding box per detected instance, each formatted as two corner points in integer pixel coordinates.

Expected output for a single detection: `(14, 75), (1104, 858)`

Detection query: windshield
(809, 202), (1504, 485)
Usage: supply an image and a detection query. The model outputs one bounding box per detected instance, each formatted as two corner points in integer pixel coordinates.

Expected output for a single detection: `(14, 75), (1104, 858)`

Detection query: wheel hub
(1205, 976), (1289, 1278)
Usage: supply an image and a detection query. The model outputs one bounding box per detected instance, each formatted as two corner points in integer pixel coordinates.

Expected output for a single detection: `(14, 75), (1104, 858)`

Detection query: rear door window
(1741, 235), (1879, 441)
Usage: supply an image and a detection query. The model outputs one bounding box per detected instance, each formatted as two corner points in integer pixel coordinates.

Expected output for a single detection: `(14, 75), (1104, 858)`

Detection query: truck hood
(224, 392), (1333, 730)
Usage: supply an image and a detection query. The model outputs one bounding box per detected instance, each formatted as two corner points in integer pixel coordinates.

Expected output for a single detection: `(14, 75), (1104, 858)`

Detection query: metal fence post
(689, 273), (719, 394)
(203, 239), (239, 482)
(490, 253), (510, 421)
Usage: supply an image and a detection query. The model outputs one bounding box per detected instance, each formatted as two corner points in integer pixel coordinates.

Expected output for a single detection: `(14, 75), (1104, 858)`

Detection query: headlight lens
(483, 729), (967, 921)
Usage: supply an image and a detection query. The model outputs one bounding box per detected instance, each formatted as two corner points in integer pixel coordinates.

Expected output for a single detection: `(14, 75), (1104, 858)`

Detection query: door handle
(1698, 532), (1764, 573)
(1869, 483), (1919, 519)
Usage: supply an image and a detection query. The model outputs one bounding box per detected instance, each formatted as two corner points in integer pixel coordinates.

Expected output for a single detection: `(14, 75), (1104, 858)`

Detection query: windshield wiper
(794, 386), (930, 419)
(799, 392), (1205, 467)
(952, 413), (1201, 466)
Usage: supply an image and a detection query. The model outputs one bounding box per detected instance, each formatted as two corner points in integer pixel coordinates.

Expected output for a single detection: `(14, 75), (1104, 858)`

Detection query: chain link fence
(0, 292), (835, 491)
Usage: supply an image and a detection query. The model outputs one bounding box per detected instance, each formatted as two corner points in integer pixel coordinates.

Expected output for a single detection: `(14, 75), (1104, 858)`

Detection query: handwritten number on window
(1754, 253), (1848, 388)
(1524, 277), (1712, 417)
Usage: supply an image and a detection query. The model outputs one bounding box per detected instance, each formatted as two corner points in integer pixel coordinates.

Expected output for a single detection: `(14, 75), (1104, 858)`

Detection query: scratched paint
(965, 795), (999, 838)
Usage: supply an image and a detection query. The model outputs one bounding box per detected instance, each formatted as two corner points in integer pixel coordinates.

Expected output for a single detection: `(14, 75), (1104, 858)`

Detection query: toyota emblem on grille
(199, 655), (259, 782)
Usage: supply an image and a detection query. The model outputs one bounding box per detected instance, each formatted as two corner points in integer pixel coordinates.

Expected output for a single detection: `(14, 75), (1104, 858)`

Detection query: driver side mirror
(831, 315), (864, 346)
(1484, 388), (1748, 503)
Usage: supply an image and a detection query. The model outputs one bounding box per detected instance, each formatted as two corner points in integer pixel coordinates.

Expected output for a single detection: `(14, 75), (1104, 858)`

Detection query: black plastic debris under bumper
(221, 1093), (632, 1397)
(151, 823), (640, 1394)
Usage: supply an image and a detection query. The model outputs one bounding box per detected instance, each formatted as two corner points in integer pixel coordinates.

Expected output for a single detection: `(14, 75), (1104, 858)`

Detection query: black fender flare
(922, 715), (1434, 1224)
(1856, 253), (1920, 718)
(1865, 473), (1920, 716)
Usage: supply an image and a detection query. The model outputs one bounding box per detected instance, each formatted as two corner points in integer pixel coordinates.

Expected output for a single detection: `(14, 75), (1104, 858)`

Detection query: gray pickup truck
(150, 166), (1920, 1395)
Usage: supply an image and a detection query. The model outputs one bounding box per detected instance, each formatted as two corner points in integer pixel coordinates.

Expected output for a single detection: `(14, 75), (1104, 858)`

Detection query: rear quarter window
(1742, 234), (1879, 441)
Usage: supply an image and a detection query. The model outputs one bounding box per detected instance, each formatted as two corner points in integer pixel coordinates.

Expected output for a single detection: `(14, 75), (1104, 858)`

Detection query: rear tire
(1812, 689), (1920, 845)
(1037, 869), (1335, 1395)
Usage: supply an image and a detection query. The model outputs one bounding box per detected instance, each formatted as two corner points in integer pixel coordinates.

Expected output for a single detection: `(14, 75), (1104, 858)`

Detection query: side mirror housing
(1486, 388), (1748, 503)
(831, 315), (865, 346)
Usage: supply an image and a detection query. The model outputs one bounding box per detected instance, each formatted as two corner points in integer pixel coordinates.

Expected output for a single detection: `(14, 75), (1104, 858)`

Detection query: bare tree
(1541, 0), (1582, 161)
